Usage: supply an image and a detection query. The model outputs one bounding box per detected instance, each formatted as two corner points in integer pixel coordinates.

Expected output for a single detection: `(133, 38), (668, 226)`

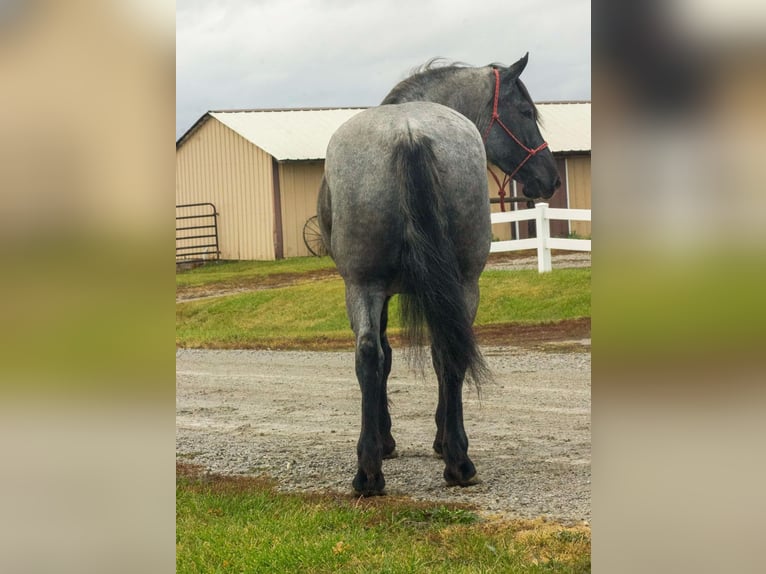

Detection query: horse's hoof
(352, 469), (385, 496)
(445, 473), (482, 487)
(443, 461), (480, 487)
(382, 436), (397, 458)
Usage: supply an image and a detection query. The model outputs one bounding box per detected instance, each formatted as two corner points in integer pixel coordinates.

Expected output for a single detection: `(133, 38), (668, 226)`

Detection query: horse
(317, 54), (561, 496)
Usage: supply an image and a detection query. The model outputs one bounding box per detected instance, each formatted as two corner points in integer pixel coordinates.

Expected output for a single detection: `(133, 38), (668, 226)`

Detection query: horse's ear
(506, 52), (529, 79)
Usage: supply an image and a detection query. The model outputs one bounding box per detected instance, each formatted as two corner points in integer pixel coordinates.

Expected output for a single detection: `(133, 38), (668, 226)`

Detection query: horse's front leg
(346, 284), (387, 495)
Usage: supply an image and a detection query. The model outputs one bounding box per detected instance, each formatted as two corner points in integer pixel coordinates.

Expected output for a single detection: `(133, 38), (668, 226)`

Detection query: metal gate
(176, 202), (220, 263)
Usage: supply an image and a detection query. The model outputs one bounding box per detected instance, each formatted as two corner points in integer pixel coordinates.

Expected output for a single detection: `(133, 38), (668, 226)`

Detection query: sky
(176, 0), (591, 140)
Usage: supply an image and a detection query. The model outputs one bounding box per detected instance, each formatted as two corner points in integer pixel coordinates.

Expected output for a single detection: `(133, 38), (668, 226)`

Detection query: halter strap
(487, 167), (509, 212)
(482, 68), (549, 191)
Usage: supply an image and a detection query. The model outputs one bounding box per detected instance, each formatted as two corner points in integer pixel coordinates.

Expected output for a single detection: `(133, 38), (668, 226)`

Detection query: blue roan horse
(317, 54), (561, 495)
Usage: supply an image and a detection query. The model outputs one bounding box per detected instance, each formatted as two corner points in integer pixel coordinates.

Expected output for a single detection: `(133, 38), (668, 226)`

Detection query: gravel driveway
(176, 342), (590, 524)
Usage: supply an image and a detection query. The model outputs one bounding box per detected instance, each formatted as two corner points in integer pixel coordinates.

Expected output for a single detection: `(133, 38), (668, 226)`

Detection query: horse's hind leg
(345, 283), (388, 495)
(379, 298), (397, 459)
(432, 280), (481, 486)
(432, 353), (478, 486)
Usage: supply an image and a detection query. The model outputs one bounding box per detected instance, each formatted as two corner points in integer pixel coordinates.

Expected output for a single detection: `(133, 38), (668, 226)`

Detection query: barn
(176, 103), (590, 261)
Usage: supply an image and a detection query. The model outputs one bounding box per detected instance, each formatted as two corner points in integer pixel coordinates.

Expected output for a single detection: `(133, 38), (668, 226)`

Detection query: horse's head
(483, 54), (561, 200)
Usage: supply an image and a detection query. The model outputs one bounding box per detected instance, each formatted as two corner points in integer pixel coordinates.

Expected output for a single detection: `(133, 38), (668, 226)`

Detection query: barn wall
(278, 161), (324, 258)
(566, 154), (592, 237)
(176, 118), (276, 260)
(177, 136), (590, 261)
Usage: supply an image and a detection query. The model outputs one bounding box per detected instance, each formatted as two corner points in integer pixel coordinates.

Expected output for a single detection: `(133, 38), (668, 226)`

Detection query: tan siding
(566, 155), (592, 237)
(176, 118), (276, 260)
(278, 162), (325, 257)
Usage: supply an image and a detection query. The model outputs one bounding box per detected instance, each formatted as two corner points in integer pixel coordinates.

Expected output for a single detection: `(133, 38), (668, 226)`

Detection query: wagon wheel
(302, 215), (328, 257)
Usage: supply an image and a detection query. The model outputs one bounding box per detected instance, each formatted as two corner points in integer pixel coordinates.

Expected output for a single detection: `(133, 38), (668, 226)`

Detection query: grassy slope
(176, 268), (590, 348)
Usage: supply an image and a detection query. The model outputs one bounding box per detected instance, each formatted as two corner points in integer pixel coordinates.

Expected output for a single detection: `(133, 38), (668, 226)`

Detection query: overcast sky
(177, 0), (590, 139)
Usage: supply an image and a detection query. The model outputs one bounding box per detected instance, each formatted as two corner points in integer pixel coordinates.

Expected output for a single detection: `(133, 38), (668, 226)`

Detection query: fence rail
(176, 202), (220, 264)
(490, 203), (591, 272)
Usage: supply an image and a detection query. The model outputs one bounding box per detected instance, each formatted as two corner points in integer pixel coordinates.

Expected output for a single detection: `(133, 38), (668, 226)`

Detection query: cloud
(176, 0), (590, 138)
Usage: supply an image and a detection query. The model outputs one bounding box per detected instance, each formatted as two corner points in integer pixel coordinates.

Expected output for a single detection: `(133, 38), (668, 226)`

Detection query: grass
(176, 267), (590, 349)
(476, 270), (590, 325)
(176, 257), (336, 289)
(176, 465), (591, 573)
(176, 277), (350, 348)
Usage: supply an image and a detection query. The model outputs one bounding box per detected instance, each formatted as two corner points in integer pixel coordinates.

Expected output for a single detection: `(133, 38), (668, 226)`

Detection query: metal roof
(536, 102), (591, 154)
(196, 102), (590, 161)
(210, 108), (366, 161)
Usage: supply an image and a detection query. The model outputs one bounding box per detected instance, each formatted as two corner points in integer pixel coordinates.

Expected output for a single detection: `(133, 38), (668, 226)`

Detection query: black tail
(392, 128), (490, 387)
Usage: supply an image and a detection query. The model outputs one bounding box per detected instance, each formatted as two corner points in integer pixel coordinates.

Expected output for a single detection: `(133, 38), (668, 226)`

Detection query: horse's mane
(385, 58), (540, 123)
(406, 58), (474, 76)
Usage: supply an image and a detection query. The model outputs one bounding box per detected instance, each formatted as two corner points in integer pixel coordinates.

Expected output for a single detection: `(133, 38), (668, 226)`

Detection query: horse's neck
(384, 68), (492, 133)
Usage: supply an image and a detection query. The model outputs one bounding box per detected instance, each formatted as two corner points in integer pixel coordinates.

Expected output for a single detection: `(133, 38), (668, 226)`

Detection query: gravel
(176, 342), (590, 524)
(485, 252), (591, 271)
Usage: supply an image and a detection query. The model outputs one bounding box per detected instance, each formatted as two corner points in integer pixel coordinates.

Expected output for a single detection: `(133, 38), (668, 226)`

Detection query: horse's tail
(392, 128), (490, 388)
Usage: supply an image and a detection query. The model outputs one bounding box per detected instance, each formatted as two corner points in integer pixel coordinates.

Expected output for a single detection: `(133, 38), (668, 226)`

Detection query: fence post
(536, 203), (552, 273)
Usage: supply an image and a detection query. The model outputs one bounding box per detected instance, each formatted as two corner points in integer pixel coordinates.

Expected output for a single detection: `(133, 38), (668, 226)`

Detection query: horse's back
(324, 102), (490, 285)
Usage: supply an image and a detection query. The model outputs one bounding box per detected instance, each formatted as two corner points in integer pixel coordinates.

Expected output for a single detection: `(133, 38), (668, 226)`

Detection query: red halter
(482, 68), (549, 210)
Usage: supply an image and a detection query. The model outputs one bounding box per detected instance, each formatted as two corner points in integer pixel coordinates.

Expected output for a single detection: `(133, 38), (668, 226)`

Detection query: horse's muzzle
(524, 175), (560, 200)
(540, 176), (562, 199)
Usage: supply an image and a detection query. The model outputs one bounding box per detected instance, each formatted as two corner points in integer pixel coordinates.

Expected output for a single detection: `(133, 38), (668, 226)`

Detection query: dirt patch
(176, 268), (339, 301)
(475, 318), (590, 348)
(176, 344), (591, 524)
(485, 251), (591, 271)
(175, 318), (590, 353)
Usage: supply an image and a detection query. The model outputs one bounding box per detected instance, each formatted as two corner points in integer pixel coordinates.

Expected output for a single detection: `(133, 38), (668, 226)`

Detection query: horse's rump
(324, 102), (489, 280)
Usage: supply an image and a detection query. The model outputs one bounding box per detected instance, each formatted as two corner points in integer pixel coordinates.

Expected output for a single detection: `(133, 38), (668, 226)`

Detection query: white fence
(490, 203), (591, 273)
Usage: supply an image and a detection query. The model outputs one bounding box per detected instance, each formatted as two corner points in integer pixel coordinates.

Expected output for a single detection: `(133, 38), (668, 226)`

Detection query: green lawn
(176, 257), (337, 289)
(176, 267), (590, 349)
(176, 277), (350, 348)
(476, 270), (590, 325)
(176, 465), (590, 573)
